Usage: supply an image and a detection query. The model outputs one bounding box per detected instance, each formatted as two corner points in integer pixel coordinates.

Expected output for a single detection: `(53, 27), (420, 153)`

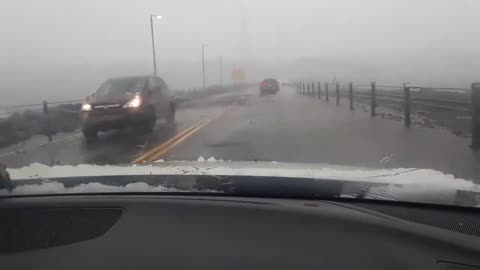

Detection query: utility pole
(202, 44), (207, 91)
(219, 56), (223, 87)
(149, 15), (162, 76)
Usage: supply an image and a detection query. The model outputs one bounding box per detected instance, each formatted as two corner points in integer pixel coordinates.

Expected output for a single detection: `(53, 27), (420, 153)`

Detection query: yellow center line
(131, 109), (228, 164)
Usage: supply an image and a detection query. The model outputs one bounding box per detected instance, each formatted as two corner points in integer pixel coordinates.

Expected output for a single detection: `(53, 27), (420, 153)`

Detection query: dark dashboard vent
(356, 203), (480, 237)
(0, 208), (124, 253)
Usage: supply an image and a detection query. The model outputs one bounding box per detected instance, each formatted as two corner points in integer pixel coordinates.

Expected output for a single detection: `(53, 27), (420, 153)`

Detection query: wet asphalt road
(2, 86), (480, 182)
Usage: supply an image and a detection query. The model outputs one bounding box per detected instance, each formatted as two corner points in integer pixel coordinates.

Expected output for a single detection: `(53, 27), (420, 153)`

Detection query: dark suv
(259, 78), (279, 94)
(80, 76), (175, 138)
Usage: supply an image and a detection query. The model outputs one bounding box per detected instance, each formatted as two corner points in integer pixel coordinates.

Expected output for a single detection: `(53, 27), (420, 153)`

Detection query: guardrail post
(307, 83), (310, 96)
(471, 83), (480, 149)
(43, 101), (52, 142)
(302, 83), (305, 94)
(371, 82), (376, 117)
(325, 83), (329, 102)
(349, 82), (354, 111)
(317, 82), (321, 99)
(335, 83), (340, 105)
(311, 82), (315, 97)
(403, 84), (411, 127)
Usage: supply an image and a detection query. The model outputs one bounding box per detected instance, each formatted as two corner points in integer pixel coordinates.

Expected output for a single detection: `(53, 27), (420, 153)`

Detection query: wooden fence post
(371, 82), (376, 117)
(311, 82), (315, 97)
(302, 83), (305, 94)
(336, 83), (340, 105)
(349, 82), (354, 111)
(307, 83), (310, 96)
(471, 83), (480, 149)
(403, 84), (411, 127)
(325, 83), (329, 102)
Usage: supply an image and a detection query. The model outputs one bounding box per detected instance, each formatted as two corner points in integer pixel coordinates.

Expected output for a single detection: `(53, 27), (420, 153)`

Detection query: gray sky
(1, 0), (479, 105)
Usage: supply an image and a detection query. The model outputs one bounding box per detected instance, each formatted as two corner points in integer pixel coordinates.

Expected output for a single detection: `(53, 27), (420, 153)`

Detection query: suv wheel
(83, 128), (98, 139)
(144, 109), (157, 133)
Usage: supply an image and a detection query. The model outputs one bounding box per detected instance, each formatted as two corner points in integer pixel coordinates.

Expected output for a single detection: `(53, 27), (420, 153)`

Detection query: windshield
(264, 79), (278, 83)
(96, 78), (147, 98)
(1, 0), (480, 207)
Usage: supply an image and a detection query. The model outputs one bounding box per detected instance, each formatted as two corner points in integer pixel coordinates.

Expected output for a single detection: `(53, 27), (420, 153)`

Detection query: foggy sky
(1, 0), (479, 105)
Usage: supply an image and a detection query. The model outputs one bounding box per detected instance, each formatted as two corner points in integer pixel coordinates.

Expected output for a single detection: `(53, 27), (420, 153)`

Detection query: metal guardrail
(295, 80), (480, 150)
(0, 99), (85, 142)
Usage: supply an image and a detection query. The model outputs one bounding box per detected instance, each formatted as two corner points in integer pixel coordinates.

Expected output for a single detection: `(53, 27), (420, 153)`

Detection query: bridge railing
(295, 81), (480, 150)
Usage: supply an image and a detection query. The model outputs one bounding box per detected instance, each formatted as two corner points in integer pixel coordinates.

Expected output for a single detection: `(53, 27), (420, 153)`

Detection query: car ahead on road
(80, 75), (175, 138)
(259, 78), (280, 94)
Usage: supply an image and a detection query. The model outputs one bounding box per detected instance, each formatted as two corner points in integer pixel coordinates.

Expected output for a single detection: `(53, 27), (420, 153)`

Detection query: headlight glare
(124, 96), (142, 108)
(81, 103), (92, 111)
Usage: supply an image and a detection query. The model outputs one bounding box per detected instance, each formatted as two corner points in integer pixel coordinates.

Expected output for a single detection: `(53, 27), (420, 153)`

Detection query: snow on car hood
(7, 159), (479, 191)
(4, 160), (480, 206)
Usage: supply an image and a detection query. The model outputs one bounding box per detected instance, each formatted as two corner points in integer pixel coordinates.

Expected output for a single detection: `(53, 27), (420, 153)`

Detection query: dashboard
(1, 195), (480, 269)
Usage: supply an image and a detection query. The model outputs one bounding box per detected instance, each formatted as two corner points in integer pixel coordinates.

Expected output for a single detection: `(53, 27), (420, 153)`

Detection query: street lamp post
(202, 44), (207, 91)
(150, 15), (162, 76)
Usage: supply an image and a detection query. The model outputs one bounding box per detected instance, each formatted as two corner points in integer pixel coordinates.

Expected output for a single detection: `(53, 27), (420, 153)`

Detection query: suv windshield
(264, 79), (278, 83)
(96, 78), (147, 98)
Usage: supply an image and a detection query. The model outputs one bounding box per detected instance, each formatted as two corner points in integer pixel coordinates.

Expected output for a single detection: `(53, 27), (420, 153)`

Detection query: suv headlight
(124, 96), (142, 108)
(81, 103), (92, 111)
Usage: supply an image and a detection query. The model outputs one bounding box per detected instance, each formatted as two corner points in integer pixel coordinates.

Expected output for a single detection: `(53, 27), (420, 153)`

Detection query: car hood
(3, 161), (480, 207)
(89, 96), (128, 106)
(89, 91), (137, 105)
